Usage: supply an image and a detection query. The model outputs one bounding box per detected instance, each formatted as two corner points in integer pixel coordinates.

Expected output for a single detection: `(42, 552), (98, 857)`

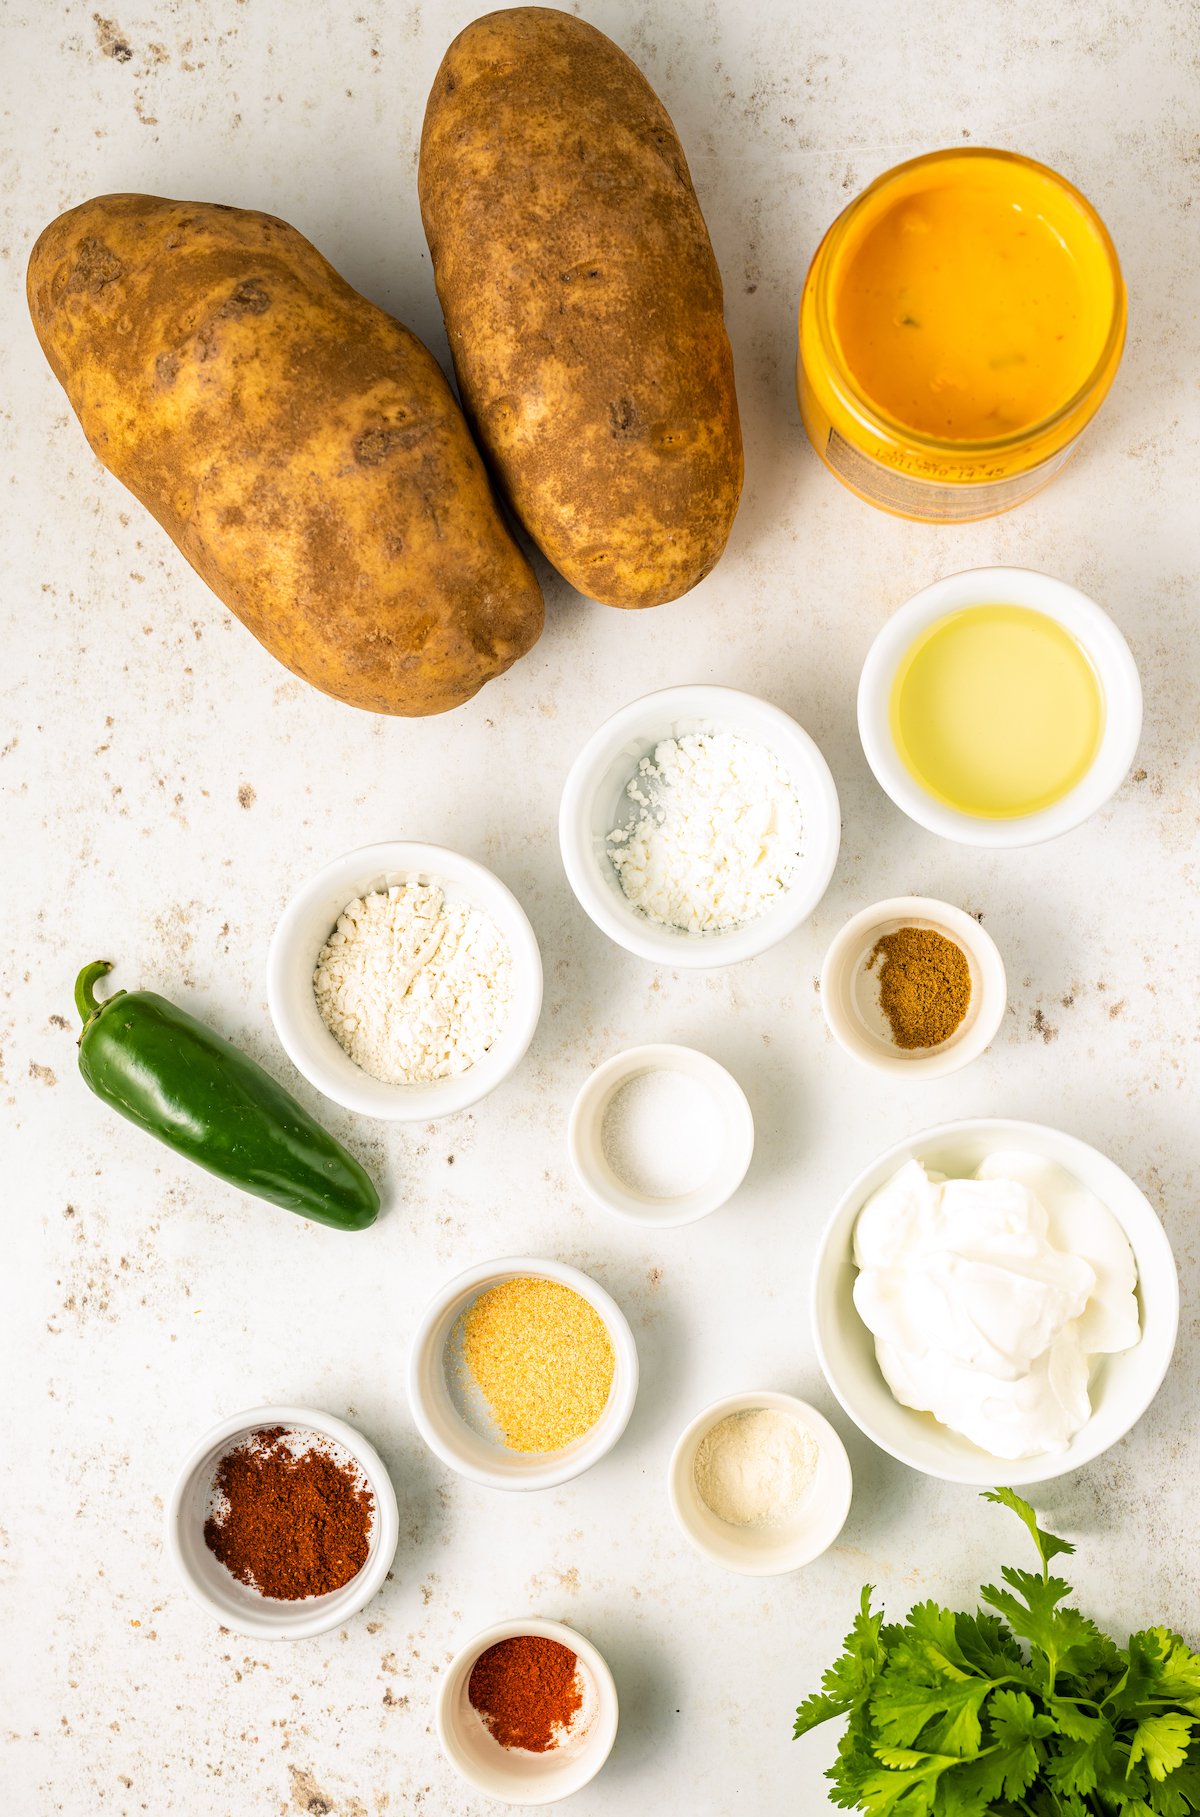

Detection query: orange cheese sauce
(829, 154), (1116, 441)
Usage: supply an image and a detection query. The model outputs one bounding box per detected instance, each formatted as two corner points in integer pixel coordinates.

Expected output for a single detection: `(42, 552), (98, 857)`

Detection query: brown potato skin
(27, 194), (544, 715)
(419, 7), (743, 610)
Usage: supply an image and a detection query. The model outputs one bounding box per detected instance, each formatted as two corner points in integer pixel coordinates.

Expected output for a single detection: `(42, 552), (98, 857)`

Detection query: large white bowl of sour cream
(812, 1120), (1178, 1486)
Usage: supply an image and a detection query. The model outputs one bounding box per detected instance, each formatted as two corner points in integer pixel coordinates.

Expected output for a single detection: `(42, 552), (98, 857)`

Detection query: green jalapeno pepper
(75, 960), (379, 1230)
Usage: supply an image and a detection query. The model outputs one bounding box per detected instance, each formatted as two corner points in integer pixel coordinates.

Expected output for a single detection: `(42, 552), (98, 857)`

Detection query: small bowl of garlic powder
(559, 686), (841, 968)
(268, 842), (543, 1122)
(668, 1390), (852, 1575)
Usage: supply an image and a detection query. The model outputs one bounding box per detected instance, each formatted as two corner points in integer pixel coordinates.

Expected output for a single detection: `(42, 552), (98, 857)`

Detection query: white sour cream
(852, 1151), (1140, 1459)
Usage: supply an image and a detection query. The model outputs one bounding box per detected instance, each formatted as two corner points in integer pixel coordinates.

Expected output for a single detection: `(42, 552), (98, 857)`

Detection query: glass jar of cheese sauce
(797, 148), (1126, 522)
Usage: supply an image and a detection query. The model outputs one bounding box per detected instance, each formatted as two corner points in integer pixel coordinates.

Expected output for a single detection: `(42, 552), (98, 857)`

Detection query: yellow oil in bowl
(889, 605), (1105, 818)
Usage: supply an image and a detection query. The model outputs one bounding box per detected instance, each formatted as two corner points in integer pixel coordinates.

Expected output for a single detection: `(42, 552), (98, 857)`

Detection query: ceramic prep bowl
(567, 1043), (754, 1226)
(559, 685), (841, 967)
(668, 1391), (852, 1575)
(436, 1617), (618, 1804)
(820, 896), (1006, 1076)
(858, 567), (1142, 847)
(268, 840), (542, 1121)
(165, 1405), (399, 1640)
(812, 1119), (1179, 1485)
(407, 1257), (639, 1491)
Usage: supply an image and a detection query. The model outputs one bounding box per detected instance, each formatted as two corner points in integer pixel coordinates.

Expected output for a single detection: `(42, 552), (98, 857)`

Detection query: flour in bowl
(607, 731), (805, 933)
(313, 879), (512, 1084)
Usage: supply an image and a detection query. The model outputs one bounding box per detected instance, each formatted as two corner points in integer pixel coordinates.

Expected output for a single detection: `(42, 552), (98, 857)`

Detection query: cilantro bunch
(794, 1489), (1200, 1815)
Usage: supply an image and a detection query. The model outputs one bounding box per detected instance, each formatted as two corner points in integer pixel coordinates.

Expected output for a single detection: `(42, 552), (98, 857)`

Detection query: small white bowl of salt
(668, 1391), (853, 1575)
(567, 1043), (754, 1227)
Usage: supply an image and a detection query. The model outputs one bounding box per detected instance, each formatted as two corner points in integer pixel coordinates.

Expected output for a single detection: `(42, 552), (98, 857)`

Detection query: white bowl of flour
(559, 685), (841, 967)
(268, 842), (543, 1122)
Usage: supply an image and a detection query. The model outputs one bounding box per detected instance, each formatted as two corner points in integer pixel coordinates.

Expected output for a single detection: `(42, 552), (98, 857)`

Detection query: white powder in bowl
(607, 731), (805, 934)
(313, 879), (512, 1085)
(600, 1068), (721, 1199)
(693, 1408), (819, 1528)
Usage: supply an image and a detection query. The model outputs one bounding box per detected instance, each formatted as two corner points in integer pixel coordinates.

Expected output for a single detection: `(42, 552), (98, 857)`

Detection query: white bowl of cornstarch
(268, 842), (543, 1122)
(559, 685), (841, 968)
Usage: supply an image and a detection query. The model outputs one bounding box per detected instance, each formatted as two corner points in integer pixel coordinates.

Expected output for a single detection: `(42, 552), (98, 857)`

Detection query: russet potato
(27, 194), (544, 715)
(419, 8), (743, 609)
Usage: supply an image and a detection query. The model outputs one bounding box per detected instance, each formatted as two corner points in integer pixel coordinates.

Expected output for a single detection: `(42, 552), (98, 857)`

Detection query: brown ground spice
(868, 925), (972, 1049)
(468, 1635), (583, 1752)
(204, 1426), (374, 1600)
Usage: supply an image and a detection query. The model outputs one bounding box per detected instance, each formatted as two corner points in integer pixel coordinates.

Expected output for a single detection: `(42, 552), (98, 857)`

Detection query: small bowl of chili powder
(820, 895), (1007, 1077)
(436, 1617), (618, 1803)
(165, 1405), (399, 1639)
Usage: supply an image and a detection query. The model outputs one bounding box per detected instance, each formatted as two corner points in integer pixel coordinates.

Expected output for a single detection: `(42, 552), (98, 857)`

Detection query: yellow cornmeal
(461, 1278), (615, 1453)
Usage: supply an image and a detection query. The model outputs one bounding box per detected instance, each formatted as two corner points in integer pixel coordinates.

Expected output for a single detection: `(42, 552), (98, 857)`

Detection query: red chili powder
(203, 1426), (374, 1601)
(468, 1635), (584, 1752)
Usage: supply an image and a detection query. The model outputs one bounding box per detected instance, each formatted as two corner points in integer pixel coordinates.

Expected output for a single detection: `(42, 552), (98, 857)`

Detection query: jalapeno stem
(75, 960), (115, 1028)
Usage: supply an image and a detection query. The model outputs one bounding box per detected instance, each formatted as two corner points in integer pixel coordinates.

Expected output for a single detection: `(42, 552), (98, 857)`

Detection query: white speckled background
(3, 2), (1198, 1812)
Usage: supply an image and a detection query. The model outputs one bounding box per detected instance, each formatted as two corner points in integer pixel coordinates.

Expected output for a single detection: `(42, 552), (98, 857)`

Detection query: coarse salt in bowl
(436, 1617), (619, 1804)
(559, 685), (841, 967)
(267, 841), (543, 1122)
(407, 1257), (639, 1492)
(568, 1043), (755, 1225)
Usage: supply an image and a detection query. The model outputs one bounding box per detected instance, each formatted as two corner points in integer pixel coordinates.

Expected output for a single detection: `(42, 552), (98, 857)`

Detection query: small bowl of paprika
(820, 895), (1007, 1077)
(436, 1617), (619, 1803)
(165, 1405), (399, 1640)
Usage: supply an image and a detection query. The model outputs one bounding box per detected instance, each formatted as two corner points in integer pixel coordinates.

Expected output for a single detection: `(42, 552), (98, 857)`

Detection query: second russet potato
(419, 7), (743, 608)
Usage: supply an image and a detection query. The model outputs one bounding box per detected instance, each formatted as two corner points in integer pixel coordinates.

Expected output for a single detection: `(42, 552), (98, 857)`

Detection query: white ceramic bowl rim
(164, 1404), (400, 1640)
(407, 1256), (640, 1491)
(559, 684), (841, 967)
(567, 1043), (755, 1225)
(667, 1390), (853, 1575)
(811, 1119), (1180, 1486)
(267, 840), (543, 1122)
(435, 1616), (619, 1804)
(858, 567), (1143, 848)
(819, 896), (1008, 1078)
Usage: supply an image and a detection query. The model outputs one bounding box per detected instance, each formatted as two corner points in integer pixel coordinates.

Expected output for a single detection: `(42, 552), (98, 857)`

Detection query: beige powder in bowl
(694, 1407), (818, 1528)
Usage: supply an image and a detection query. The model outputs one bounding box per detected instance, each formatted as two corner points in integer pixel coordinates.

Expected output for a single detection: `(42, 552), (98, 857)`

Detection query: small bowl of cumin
(165, 1405), (399, 1640)
(820, 895), (1006, 1077)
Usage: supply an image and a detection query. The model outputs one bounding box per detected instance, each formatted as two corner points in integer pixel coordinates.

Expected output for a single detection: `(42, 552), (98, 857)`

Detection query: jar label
(820, 425), (1079, 522)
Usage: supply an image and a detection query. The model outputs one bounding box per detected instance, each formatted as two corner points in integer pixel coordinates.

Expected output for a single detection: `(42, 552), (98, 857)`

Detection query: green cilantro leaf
(871, 1674), (994, 1756)
(1129, 1714), (1199, 1782)
(953, 1610), (1025, 1680)
(1110, 1630), (1200, 1718)
(983, 1488), (1076, 1576)
(795, 1585), (888, 1738)
(1044, 1719), (1117, 1797)
(856, 1751), (959, 1816)
(981, 1566), (1107, 1685)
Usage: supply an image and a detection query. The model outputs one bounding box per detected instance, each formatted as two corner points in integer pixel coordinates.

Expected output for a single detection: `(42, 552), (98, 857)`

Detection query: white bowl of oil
(858, 567), (1141, 847)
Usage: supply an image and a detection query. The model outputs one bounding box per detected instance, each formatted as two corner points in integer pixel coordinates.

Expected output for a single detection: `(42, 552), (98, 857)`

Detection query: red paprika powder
(468, 1635), (583, 1752)
(204, 1426), (374, 1601)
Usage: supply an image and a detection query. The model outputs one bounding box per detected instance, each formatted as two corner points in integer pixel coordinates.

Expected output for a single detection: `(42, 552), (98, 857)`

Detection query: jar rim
(805, 146), (1127, 459)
